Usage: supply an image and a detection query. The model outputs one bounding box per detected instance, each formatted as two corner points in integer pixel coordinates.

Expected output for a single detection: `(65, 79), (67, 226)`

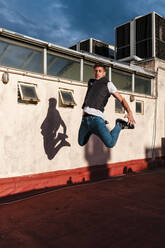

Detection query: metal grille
(80, 40), (90, 52)
(136, 14), (152, 41)
(155, 14), (165, 60)
(136, 13), (152, 59)
(116, 23), (130, 59)
(136, 39), (152, 59)
(93, 40), (110, 58)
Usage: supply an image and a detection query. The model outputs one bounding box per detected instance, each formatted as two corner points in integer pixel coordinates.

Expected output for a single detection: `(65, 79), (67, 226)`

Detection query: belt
(83, 113), (95, 118)
(83, 113), (109, 124)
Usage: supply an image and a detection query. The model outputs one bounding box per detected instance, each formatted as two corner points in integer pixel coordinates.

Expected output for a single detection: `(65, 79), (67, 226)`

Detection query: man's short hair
(93, 63), (106, 71)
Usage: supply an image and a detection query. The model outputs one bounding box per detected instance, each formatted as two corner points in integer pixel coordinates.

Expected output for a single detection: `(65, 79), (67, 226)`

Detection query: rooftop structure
(69, 38), (115, 59)
(115, 12), (165, 62)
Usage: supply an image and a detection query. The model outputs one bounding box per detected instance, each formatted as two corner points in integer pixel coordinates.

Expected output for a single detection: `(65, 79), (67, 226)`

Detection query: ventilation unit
(115, 12), (165, 61)
(69, 38), (115, 59)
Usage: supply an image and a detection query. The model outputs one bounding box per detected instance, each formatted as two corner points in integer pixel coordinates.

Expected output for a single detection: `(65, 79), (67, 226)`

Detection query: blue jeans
(78, 115), (122, 148)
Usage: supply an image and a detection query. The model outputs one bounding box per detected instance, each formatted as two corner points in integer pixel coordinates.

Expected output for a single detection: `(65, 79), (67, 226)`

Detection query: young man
(78, 63), (135, 148)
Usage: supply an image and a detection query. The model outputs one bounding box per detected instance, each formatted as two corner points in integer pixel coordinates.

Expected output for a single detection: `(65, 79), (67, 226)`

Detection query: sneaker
(116, 118), (135, 129)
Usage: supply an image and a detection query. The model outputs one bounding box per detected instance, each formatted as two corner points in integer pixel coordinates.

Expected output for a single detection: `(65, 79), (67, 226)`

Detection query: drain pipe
(151, 68), (158, 161)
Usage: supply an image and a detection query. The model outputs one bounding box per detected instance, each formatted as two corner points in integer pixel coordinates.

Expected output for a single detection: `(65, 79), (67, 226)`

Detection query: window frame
(111, 67), (133, 93)
(0, 37), (44, 73)
(59, 88), (77, 107)
(0, 37), (43, 52)
(83, 60), (95, 82)
(18, 81), (40, 103)
(135, 100), (144, 115)
(134, 73), (152, 96)
(47, 51), (81, 81)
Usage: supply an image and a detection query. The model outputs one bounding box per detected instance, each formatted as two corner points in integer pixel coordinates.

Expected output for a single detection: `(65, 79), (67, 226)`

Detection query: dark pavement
(0, 168), (165, 248)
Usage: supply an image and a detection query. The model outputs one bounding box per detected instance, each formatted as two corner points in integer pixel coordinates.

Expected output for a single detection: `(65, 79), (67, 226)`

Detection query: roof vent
(69, 38), (115, 59)
(115, 12), (165, 62)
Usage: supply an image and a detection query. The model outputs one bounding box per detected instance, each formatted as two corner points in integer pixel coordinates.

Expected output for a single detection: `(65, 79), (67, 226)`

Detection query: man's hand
(113, 92), (135, 126)
(124, 113), (136, 126)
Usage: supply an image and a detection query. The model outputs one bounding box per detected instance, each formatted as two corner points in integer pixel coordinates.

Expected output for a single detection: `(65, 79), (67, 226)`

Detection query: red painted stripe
(0, 158), (164, 198)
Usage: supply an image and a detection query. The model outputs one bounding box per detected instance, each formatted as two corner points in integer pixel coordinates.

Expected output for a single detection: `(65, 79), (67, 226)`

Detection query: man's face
(94, 66), (106, 80)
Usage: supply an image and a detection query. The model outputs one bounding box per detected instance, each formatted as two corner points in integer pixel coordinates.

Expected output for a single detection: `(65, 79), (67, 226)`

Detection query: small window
(112, 68), (132, 92)
(18, 82), (40, 103)
(115, 99), (125, 113)
(59, 89), (76, 107)
(136, 101), (144, 114)
(0, 38), (43, 74)
(135, 75), (151, 96)
(47, 52), (80, 81)
(83, 61), (95, 83)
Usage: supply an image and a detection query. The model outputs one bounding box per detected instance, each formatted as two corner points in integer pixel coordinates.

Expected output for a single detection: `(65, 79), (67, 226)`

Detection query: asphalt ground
(0, 168), (165, 248)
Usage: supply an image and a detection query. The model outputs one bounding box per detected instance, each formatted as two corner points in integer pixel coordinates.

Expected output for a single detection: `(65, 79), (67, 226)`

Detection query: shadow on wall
(41, 98), (70, 160)
(84, 135), (111, 181)
(145, 137), (165, 169)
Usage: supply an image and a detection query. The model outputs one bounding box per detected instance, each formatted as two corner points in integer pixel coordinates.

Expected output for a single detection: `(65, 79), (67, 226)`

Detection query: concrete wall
(154, 59), (165, 156)
(137, 58), (165, 159)
(0, 66), (158, 180)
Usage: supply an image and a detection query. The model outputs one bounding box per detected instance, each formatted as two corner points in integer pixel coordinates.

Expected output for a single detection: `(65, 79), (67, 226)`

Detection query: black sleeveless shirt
(82, 77), (110, 113)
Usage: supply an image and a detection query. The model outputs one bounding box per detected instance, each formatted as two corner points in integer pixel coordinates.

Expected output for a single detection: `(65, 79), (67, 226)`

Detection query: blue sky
(0, 0), (164, 48)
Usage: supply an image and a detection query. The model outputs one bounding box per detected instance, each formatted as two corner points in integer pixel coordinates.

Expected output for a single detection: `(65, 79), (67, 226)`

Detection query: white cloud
(0, 0), (84, 47)
(0, 0), (36, 28)
(126, 0), (165, 16)
(32, 0), (86, 46)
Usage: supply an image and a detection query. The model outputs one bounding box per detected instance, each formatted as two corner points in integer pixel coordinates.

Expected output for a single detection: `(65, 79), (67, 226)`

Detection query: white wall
(0, 67), (157, 178)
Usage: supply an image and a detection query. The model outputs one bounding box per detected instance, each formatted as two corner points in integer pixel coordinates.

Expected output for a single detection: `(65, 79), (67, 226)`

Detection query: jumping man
(78, 63), (135, 148)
